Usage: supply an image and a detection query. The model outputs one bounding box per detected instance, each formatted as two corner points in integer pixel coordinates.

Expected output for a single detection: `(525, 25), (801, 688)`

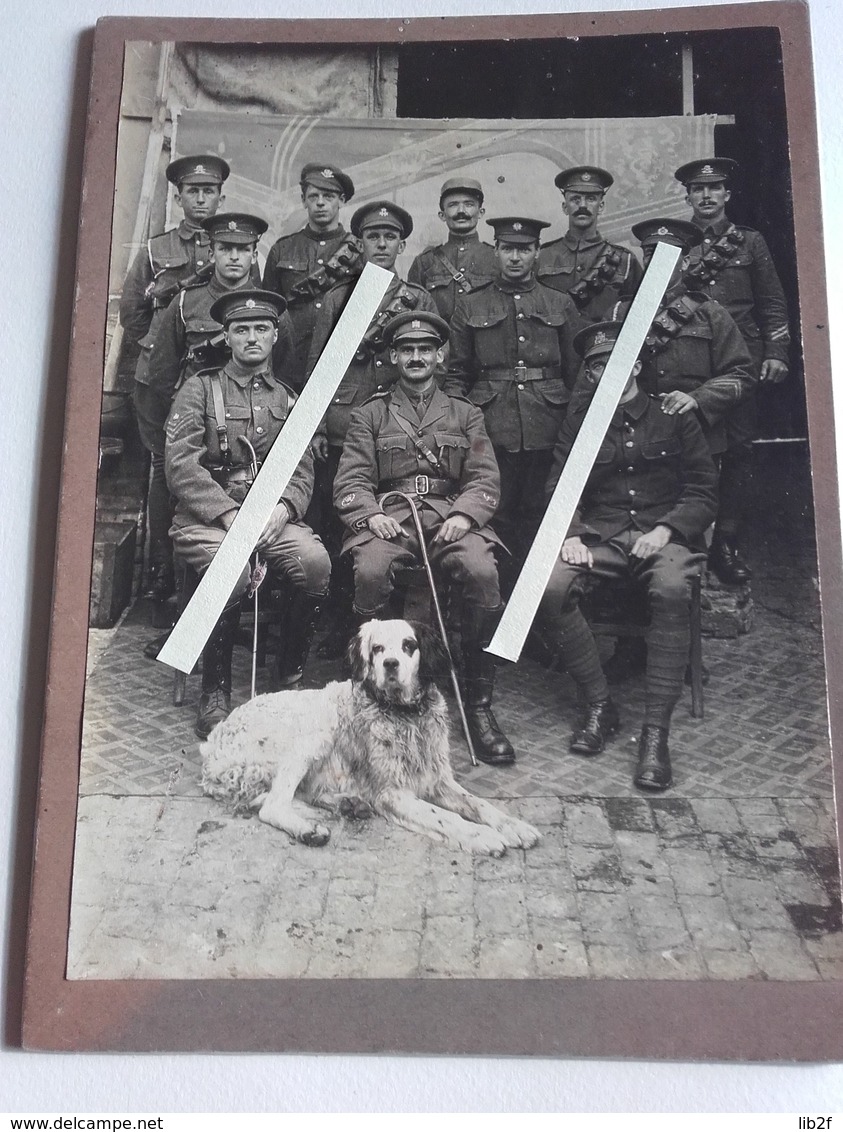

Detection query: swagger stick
(239, 437), (267, 701)
(379, 491), (478, 768)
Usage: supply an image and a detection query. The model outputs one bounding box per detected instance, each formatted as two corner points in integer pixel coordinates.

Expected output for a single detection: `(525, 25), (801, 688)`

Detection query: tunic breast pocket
(640, 435), (682, 486)
(376, 434), (412, 478)
(434, 432), (470, 477)
(207, 404), (250, 462)
(674, 325), (714, 382)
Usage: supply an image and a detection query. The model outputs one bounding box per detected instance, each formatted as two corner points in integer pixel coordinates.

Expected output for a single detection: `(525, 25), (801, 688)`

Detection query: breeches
(170, 520), (331, 603)
(350, 509), (501, 614)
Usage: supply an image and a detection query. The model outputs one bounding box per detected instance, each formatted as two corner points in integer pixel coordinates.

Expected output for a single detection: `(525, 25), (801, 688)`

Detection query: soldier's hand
(257, 502), (290, 548)
(760, 359), (789, 384)
(631, 524), (672, 559)
(311, 435), (329, 461)
(367, 513), (405, 540)
(659, 390), (698, 415)
(560, 536), (593, 568)
(434, 513), (472, 544)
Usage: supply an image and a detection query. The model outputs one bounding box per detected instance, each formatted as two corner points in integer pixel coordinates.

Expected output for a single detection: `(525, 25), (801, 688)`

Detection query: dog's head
(347, 619), (449, 707)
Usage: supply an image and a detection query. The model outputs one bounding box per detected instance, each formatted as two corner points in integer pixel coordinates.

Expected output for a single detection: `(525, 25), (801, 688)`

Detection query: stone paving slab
(67, 790), (842, 980)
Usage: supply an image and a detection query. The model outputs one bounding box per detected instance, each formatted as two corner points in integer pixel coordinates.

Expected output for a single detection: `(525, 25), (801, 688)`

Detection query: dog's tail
(200, 729), (275, 809)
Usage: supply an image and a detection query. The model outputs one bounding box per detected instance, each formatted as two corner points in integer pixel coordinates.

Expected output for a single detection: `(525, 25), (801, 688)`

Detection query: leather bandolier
(354, 282), (426, 361)
(567, 246), (627, 310)
(285, 234), (363, 306)
(681, 225), (746, 289)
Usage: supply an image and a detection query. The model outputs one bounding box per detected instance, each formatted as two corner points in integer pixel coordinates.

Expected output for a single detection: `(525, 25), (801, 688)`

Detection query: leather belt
(380, 476), (458, 497)
(480, 364), (562, 382)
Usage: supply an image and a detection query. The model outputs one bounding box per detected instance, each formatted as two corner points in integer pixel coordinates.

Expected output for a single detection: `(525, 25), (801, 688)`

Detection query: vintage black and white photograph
(60, 15), (843, 993)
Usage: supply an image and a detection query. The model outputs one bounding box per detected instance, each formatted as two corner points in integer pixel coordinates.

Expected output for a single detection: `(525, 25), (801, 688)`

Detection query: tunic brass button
(514, 294), (521, 300)
(517, 383), (525, 390)
(376, 360), (383, 367)
(319, 240), (326, 246)
(625, 441), (633, 448)
(518, 335), (526, 342)
(315, 302), (322, 308)
(630, 509), (637, 516)
(256, 427), (264, 434)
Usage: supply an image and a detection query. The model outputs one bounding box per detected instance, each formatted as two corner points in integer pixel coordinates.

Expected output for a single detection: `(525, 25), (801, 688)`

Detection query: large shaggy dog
(201, 619), (540, 856)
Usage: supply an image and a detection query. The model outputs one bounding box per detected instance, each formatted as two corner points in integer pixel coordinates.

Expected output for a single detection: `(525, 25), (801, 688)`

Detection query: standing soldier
(445, 216), (581, 567)
(262, 163), (361, 391)
(305, 200), (438, 655)
(675, 157), (791, 583)
(121, 154), (229, 605)
(165, 290), (330, 739)
(408, 177), (497, 323)
(334, 311), (514, 765)
(538, 166), (642, 323)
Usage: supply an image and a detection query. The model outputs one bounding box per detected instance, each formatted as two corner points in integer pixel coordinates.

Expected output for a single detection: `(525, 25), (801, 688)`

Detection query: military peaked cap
(554, 166), (614, 193)
(631, 217), (702, 251)
(350, 201), (413, 238)
(439, 177), (484, 207)
(209, 289), (287, 326)
(300, 162), (355, 200)
(384, 311), (450, 347)
(201, 212), (269, 245)
(486, 216), (550, 245)
(573, 320), (625, 360)
(166, 154), (230, 186)
(674, 157), (739, 185)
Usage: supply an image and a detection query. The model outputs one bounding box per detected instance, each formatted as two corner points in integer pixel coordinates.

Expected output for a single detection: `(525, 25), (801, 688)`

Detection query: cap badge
(195, 164), (207, 174)
(245, 299), (256, 308)
(582, 171), (592, 181)
(321, 168), (334, 178)
(701, 164), (714, 174)
(228, 220), (237, 230)
(594, 331), (607, 344)
(411, 320), (421, 329)
(378, 207), (390, 217)
(657, 226), (669, 235)
(513, 222), (523, 231)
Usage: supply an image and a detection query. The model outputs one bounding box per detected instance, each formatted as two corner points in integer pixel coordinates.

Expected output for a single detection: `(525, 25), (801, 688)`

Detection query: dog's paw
(299, 823), (331, 847)
(461, 828), (508, 857)
(497, 818), (542, 850)
(338, 796), (374, 822)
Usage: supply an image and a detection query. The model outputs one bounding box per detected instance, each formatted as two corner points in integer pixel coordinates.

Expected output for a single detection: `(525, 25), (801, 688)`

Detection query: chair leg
(689, 574), (704, 719)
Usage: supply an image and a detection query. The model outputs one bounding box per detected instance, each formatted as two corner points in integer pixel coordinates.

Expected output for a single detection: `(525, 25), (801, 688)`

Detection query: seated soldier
(538, 320), (718, 791)
(165, 290), (331, 739)
(333, 311), (515, 766)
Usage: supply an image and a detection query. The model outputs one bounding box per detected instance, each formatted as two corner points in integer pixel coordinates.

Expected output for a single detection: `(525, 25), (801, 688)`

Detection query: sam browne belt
(380, 475), (459, 497)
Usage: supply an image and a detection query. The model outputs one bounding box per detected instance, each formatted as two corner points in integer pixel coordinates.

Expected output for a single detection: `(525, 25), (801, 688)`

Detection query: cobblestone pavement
(68, 466), (843, 981)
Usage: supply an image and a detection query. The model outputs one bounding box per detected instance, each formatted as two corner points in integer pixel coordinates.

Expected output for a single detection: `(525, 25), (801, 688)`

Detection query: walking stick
(378, 491), (478, 768)
(238, 437), (267, 700)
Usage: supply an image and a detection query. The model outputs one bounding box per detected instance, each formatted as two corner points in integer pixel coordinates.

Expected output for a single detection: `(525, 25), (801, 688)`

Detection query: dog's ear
(346, 621), (370, 683)
(411, 622), (450, 685)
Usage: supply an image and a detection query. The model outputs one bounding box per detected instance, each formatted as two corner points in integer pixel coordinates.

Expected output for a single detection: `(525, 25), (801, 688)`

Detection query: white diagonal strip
(486, 241), (681, 663)
(157, 262), (392, 674)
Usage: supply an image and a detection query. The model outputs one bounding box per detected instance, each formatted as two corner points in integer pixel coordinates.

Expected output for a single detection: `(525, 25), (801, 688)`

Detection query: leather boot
(570, 697), (620, 755)
(461, 605), (516, 765)
(274, 592), (324, 688)
(709, 533), (752, 584)
(634, 725), (673, 791)
(195, 603), (240, 740)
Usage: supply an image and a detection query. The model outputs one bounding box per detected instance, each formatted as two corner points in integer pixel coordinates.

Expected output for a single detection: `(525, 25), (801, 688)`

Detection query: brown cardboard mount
(20, 5), (843, 1056)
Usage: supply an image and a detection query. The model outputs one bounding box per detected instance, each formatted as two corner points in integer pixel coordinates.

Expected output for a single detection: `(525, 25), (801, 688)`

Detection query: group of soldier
(117, 149), (790, 792)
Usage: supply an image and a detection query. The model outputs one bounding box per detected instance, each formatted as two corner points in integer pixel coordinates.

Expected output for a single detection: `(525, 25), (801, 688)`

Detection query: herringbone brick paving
(68, 456), (843, 979)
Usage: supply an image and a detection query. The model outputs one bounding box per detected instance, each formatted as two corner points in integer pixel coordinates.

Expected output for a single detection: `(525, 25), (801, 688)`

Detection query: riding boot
(709, 530), (752, 584)
(461, 605), (516, 765)
(274, 591), (324, 688)
(195, 602), (240, 740)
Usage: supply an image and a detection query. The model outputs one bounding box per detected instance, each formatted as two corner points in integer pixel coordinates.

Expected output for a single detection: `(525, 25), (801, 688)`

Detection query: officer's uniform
(119, 155), (230, 391)
(333, 310), (515, 765)
(262, 164), (361, 390)
(676, 158), (791, 582)
(445, 216), (581, 556)
(408, 178), (497, 322)
(538, 167), (643, 323)
(165, 289), (330, 739)
(538, 320), (718, 792)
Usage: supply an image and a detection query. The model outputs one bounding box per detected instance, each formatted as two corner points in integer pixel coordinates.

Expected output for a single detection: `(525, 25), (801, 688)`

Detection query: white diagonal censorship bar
(157, 262), (392, 674)
(486, 241), (681, 663)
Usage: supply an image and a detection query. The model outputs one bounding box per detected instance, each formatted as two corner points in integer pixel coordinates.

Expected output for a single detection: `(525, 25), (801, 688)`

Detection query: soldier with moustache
(538, 320), (718, 792)
(334, 311), (515, 764)
(262, 163), (361, 391)
(305, 201), (437, 654)
(538, 166), (643, 323)
(675, 157), (791, 584)
(407, 177), (497, 323)
(165, 290), (330, 739)
(445, 216), (581, 568)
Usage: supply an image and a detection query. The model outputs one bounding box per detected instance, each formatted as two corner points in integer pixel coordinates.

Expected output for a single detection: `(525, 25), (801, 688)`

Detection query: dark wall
(397, 28), (804, 437)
